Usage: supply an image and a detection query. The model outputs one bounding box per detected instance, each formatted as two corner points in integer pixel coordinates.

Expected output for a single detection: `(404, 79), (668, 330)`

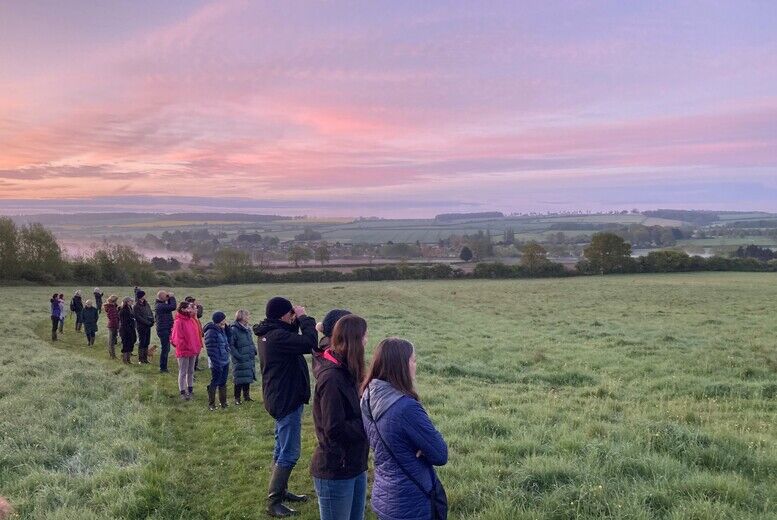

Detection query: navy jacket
(155, 297), (177, 335)
(361, 379), (448, 520)
(50, 299), (61, 318)
(203, 322), (230, 368)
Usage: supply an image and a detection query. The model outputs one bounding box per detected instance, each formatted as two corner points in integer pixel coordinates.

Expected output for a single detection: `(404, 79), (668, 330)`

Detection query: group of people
(48, 289), (448, 520)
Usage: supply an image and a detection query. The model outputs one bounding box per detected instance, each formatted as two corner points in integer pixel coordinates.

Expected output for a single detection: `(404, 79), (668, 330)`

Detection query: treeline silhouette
(0, 218), (775, 286)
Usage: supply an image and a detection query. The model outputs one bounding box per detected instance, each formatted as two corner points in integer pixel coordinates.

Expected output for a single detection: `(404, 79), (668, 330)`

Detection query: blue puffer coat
(361, 379), (448, 520)
(203, 322), (230, 368)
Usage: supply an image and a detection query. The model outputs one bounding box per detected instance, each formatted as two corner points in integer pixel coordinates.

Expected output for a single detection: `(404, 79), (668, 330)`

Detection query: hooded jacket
(133, 299), (155, 329)
(70, 294), (83, 313)
(171, 312), (202, 358)
(230, 322), (257, 385)
(311, 350), (368, 480)
(82, 306), (99, 335)
(253, 315), (317, 420)
(154, 297), (177, 335)
(203, 322), (230, 368)
(118, 304), (137, 348)
(93, 291), (104, 309)
(361, 379), (448, 520)
(50, 298), (61, 318)
(104, 302), (119, 329)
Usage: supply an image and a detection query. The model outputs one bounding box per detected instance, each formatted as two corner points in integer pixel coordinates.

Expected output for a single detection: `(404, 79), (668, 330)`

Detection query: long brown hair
(330, 314), (367, 389)
(361, 337), (418, 400)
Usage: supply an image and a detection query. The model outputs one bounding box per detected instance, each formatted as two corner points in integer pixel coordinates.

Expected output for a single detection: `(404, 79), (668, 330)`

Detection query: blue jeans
(273, 405), (303, 469)
(158, 332), (171, 371)
(209, 363), (229, 388)
(314, 472), (367, 520)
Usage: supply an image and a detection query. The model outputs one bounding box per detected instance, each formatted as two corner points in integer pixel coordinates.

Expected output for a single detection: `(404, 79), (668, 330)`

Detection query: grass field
(1, 274), (777, 519)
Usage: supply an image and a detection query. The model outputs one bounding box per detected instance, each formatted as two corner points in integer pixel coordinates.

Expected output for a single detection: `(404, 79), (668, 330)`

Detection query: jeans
(314, 472), (367, 520)
(177, 356), (196, 392)
(58, 317), (65, 333)
(158, 332), (171, 371)
(273, 405), (303, 469)
(209, 363), (229, 388)
(107, 327), (118, 357)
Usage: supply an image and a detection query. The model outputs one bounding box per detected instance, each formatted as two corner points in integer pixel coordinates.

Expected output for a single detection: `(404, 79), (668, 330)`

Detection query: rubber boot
(207, 385), (217, 411)
(267, 465), (298, 517)
(122, 352), (130, 364)
(243, 384), (253, 402)
(218, 385), (228, 409)
(234, 384), (242, 405)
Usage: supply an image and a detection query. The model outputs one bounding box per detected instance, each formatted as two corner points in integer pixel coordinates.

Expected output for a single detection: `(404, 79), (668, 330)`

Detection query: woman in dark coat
(118, 297), (137, 364)
(104, 295), (120, 359)
(71, 290), (84, 332)
(312, 315), (369, 520)
(82, 300), (99, 347)
(229, 309), (257, 405)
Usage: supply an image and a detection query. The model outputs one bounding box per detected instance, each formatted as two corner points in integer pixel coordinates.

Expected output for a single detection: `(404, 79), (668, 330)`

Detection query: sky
(0, 0), (775, 217)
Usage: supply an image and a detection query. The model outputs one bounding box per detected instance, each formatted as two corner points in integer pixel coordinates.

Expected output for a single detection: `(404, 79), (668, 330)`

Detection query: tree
(521, 242), (548, 273)
(503, 227), (515, 245)
(18, 223), (63, 278)
(0, 217), (19, 279)
(459, 246), (473, 262)
(315, 243), (331, 266)
(214, 248), (252, 281)
(288, 246), (313, 267)
(294, 227), (322, 241)
(466, 231), (493, 261)
(583, 232), (633, 274)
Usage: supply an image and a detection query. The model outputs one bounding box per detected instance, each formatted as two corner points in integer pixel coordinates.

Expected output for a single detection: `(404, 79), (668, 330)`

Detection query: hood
(203, 322), (224, 334)
(231, 321), (251, 333)
(312, 347), (345, 380)
(360, 379), (405, 422)
(253, 318), (297, 337)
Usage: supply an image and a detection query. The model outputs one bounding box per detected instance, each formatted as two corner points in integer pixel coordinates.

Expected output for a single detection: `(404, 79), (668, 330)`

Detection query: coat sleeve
(157, 298), (177, 313)
(402, 400), (448, 466)
(203, 329), (217, 359)
(269, 316), (318, 355)
(317, 379), (367, 444)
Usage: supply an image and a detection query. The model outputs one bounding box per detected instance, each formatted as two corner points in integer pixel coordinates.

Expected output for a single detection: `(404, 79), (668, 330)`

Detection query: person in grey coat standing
(230, 309), (257, 405)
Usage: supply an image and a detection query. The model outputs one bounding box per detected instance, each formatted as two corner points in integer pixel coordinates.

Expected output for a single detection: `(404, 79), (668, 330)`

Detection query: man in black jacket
(253, 296), (317, 518)
(133, 290), (155, 364)
(155, 290), (176, 373)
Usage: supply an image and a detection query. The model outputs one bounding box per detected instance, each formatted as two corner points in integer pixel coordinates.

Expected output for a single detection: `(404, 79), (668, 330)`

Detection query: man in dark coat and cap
(253, 296), (317, 517)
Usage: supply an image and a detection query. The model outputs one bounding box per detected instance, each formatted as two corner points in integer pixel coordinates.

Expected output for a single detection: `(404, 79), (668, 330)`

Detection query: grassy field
(1, 274), (777, 519)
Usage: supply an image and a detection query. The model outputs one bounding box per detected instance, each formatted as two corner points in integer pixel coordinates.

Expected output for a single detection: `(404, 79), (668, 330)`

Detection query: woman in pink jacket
(171, 301), (203, 401)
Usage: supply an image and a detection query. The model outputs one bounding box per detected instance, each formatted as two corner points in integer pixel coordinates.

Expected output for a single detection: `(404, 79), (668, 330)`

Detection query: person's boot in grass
(267, 465), (298, 517)
(207, 385), (216, 411)
(186, 386), (193, 400)
(234, 384), (242, 406)
(243, 384), (253, 402)
(180, 390), (187, 401)
(122, 352), (130, 364)
(218, 385), (228, 409)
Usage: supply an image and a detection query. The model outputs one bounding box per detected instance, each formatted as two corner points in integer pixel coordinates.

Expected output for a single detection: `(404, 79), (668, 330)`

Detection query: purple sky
(1, 1), (775, 216)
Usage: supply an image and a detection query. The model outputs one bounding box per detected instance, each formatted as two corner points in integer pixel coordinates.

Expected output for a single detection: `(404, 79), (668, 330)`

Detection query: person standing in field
(230, 309), (257, 405)
(82, 300), (99, 346)
(314, 309), (352, 374)
(185, 296), (205, 371)
(71, 290), (84, 332)
(104, 295), (119, 359)
(171, 301), (202, 401)
(311, 315), (370, 520)
(50, 293), (61, 341)
(118, 297), (137, 364)
(133, 290), (154, 364)
(155, 290), (177, 373)
(93, 287), (104, 315)
(361, 338), (449, 520)
(204, 311), (230, 411)
(253, 297), (318, 517)
(58, 293), (66, 334)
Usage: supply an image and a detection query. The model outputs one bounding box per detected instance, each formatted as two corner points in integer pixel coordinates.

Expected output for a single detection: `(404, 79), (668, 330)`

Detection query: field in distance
(1, 273), (776, 519)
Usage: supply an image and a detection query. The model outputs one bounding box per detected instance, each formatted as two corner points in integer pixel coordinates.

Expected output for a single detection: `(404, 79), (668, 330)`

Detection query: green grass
(2, 273), (777, 518)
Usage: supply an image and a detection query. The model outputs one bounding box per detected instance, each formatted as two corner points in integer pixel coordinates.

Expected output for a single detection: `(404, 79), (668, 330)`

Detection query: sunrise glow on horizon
(1, 1), (775, 216)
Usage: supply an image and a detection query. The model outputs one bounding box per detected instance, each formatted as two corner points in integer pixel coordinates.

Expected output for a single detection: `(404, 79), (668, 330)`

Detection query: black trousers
(51, 316), (59, 339)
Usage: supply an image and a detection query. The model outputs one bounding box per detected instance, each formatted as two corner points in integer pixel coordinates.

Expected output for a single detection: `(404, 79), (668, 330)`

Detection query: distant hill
(435, 212), (505, 222)
(12, 212), (292, 225)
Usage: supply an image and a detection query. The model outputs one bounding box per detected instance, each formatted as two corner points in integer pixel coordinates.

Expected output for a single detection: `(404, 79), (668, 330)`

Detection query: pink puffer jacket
(171, 313), (203, 358)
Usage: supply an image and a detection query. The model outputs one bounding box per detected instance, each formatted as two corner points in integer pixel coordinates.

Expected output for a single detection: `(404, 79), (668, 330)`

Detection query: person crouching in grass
(204, 311), (230, 411)
(312, 314), (370, 520)
(230, 309), (257, 405)
(171, 301), (202, 401)
(82, 300), (99, 346)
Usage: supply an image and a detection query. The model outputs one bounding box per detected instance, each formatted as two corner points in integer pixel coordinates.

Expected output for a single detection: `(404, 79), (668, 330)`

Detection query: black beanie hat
(136, 290), (146, 299)
(322, 309), (351, 337)
(266, 297), (293, 320)
(212, 311), (226, 324)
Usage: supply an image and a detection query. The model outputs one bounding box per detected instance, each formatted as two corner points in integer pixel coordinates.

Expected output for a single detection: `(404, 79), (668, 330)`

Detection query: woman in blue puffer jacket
(203, 311), (230, 411)
(360, 338), (448, 520)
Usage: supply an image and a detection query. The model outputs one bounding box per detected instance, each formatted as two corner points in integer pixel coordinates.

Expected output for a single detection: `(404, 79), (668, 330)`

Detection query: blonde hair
(108, 294), (118, 303)
(235, 309), (250, 323)
(85, 300), (93, 307)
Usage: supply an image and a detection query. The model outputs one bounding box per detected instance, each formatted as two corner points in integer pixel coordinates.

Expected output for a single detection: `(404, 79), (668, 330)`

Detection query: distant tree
(91, 244), (155, 285)
(315, 243), (331, 266)
(459, 246), (473, 262)
(503, 227), (515, 245)
(583, 232), (633, 274)
(380, 243), (421, 260)
(294, 227), (322, 241)
(466, 231), (493, 261)
(288, 245), (313, 267)
(214, 248), (252, 280)
(18, 223), (63, 278)
(0, 217), (19, 279)
(521, 242), (548, 273)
